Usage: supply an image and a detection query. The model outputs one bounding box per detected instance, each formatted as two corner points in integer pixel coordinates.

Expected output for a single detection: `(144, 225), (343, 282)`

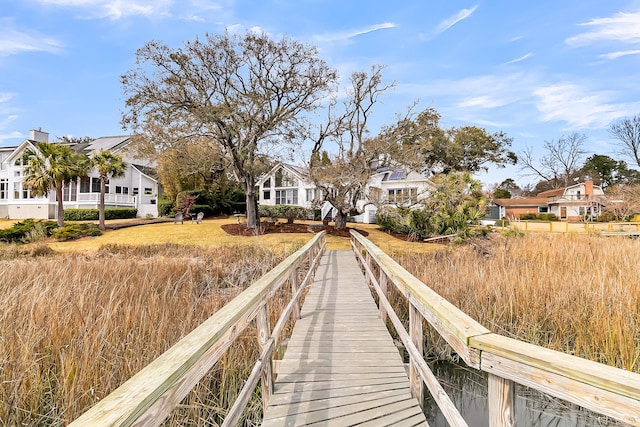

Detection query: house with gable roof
(491, 180), (606, 221)
(256, 162), (433, 223)
(0, 129), (160, 220)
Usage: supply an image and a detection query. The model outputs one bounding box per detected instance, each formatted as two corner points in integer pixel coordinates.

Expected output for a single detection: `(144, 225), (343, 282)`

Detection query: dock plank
(262, 250), (428, 426)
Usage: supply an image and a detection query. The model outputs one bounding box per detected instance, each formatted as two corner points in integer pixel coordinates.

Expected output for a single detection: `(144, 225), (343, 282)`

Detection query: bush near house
(64, 208), (138, 221)
(0, 219), (57, 243)
(519, 213), (558, 221)
(258, 205), (317, 223)
(51, 223), (101, 241)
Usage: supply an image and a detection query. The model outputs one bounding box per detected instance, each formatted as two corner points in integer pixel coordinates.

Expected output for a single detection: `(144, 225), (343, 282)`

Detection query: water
(423, 361), (628, 427)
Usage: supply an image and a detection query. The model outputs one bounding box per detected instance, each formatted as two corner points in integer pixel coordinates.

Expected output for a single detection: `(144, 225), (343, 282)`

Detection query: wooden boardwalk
(262, 250), (428, 426)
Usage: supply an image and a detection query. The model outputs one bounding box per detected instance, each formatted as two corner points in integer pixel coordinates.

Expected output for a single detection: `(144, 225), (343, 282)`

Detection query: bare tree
(609, 114), (640, 168)
(309, 66), (394, 229)
(519, 133), (587, 188)
(122, 31), (337, 228)
(605, 183), (640, 221)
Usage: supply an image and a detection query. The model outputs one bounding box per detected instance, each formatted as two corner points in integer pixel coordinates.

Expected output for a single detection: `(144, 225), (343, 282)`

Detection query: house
(492, 180), (606, 221)
(256, 162), (433, 224)
(0, 129), (160, 220)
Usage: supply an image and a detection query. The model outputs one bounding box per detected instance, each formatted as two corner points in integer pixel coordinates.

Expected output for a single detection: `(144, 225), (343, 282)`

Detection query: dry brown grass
(391, 233), (640, 372)
(0, 243), (296, 426)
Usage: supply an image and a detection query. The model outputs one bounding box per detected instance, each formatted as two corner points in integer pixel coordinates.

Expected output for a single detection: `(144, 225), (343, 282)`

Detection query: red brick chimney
(585, 180), (593, 196)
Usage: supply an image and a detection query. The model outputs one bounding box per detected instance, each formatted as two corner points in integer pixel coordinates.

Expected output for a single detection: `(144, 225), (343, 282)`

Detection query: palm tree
(90, 149), (127, 231)
(23, 142), (89, 227)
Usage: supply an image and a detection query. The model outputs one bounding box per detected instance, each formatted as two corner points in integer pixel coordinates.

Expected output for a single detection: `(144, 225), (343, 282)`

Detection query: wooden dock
(262, 250), (428, 426)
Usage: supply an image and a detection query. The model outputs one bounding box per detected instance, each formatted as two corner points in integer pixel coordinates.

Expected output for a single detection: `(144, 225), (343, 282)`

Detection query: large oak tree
(122, 31), (336, 227)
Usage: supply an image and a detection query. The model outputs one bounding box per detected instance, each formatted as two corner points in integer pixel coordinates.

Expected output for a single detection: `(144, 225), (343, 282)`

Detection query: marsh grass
(392, 233), (640, 372)
(0, 243), (298, 426)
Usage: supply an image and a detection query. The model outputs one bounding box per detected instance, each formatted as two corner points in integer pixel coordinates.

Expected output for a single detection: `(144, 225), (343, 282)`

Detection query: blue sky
(2, 0), (640, 187)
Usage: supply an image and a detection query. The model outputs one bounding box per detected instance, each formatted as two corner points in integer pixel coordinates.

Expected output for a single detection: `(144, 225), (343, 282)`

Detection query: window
(115, 186), (122, 194)
(80, 177), (91, 193)
(14, 182), (20, 199)
(0, 179), (7, 199)
(538, 206), (549, 213)
(306, 188), (314, 202)
(133, 187), (139, 195)
(275, 170), (297, 187)
(62, 181), (77, 202)
(14, 170), (20, 177)
(122, 187), (129, 195)
(275, 189), (298, 205)
(144, 187), (152, 195)
(263, 190), (271, 200)
(264, 177), (271, 188)
(387, 188), (418, 204)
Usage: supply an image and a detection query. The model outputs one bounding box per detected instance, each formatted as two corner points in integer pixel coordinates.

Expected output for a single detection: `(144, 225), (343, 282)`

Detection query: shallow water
(423, 361), (628, 427)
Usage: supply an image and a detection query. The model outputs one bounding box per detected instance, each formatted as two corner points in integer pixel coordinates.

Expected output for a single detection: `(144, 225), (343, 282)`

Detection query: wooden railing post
(488, 374), (515, 427)
(379, 270), (388, 324)
(365, 252), (372, 286)
(409, 303), (424, 407)
(289, 267), (300, 320)
(256, 305), (273, 408)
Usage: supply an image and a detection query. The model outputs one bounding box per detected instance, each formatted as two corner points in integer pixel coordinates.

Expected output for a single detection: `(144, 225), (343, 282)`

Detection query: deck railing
(68, 232), (326, 426)
(350, 230), (640, 427)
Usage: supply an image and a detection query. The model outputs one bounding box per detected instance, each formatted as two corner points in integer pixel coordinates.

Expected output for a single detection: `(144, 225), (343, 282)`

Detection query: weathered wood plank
(350, 230), (489, 369)
(480, 349), (640, 426)
(263, 250), (427, 426)
(472, 333), (640, 402)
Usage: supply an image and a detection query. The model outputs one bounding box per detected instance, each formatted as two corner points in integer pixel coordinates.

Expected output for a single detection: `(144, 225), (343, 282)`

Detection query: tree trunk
(99, 178), (106, 231)
(334, 211), (347, 230)
(56, 186), (64, 228)
(245, 174), (258, 228)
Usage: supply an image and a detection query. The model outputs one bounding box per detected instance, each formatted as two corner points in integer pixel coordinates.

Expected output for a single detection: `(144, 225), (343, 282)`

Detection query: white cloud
(0, 20), (63, 56)
(533, 83), (630, 129)
(314, 23), (396, 43)
(599, 49), (640, 60)
(435, 5), (478, 34)
(458, 95), (510, 109)
(505, 53), (533, 65)
(566, 11), (640, 46)
(34, 0), (174, 20)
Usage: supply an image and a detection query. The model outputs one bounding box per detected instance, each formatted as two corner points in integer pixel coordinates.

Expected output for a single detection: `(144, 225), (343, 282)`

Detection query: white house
(0, 129), (161, 220)
(256, 162), (433, 224)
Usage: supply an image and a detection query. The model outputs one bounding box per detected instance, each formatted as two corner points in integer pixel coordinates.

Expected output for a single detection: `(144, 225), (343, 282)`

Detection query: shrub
(537, 213), (558, 221)
(51, 223), (101, 241)
(519, 213), (537, 220)
(65, 208), (138, 220)
(64, 209), (98, 221)
(0, 219), (57, 243)
(157, 194), (173, 217)
(258, 205), (313, 222)
(105, 208), (137, 220)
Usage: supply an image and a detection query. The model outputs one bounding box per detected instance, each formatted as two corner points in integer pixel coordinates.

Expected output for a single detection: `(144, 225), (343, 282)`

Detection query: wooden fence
(351, 230), (640, 427)
(68, 232), (326, 426)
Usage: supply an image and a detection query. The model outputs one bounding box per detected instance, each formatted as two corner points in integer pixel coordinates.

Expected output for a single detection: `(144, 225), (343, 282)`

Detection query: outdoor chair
(192, 212), (204, 224)
(174, 212), (184, 224)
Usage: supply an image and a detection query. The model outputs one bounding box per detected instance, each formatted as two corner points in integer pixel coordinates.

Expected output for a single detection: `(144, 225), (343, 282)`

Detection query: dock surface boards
(261, 250), (428, 426)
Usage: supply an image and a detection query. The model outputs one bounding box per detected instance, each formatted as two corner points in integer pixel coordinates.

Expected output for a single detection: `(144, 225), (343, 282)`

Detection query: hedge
(64, 208), (138, 221)
(258, 205), (318, 222)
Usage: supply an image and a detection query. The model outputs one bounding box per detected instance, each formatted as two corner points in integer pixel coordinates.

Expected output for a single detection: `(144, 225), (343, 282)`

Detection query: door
(560, 207), (567, 219)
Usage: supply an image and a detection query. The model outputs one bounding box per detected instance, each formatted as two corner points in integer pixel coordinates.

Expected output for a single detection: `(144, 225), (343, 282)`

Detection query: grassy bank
(391, 233), (640, 372)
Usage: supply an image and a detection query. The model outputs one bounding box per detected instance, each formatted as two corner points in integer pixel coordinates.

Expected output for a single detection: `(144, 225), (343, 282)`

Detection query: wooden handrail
(69, 232), (326, 427)
(350, 230), (640, 427)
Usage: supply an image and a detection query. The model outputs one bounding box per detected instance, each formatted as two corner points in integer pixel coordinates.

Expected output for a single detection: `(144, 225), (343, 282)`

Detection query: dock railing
(69, 231), (326, 427)
(351, 230), (640, 427)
